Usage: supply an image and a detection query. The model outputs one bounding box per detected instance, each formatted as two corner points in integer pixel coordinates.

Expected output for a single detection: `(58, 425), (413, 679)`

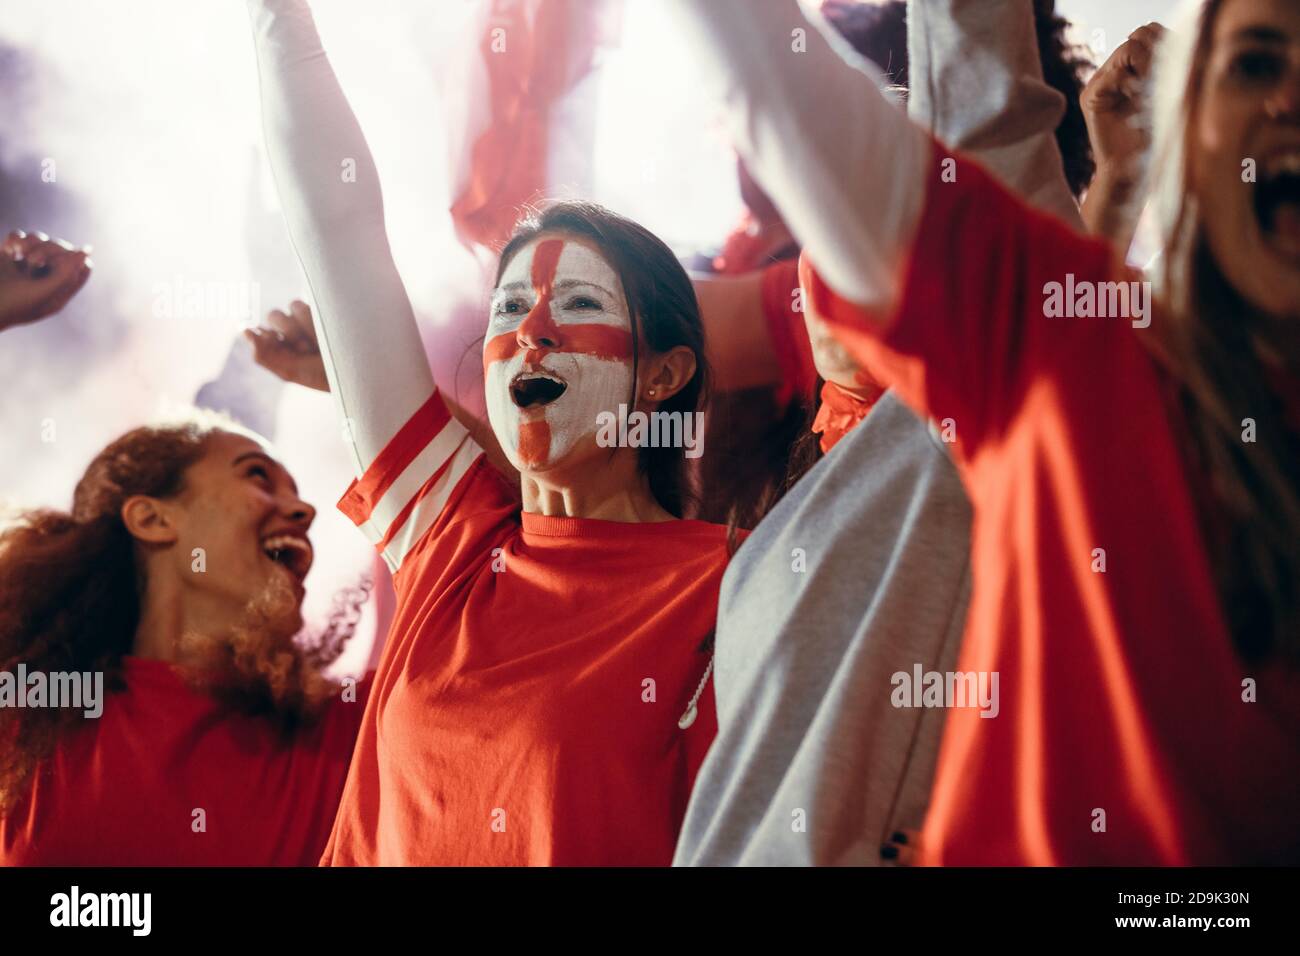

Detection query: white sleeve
(908, 0), (1084, 229)
(247, 0), (477, 572)
(245, 0), (465, 471)
(663, 0), (930, 310)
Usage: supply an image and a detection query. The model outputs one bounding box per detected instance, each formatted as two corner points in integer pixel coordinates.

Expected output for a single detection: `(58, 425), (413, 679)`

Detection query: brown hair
(821, 0), (1095, 197)
(495, 200), (711, 518)
(1151, 0), (1300, 663)
(0, 414), (352, 811)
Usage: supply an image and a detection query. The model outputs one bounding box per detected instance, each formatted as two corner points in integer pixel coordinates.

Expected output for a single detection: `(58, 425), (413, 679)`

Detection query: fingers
(2, 229), (46, 262)
(244, 312), (330, 392)
(263, 307), (297, 341)
(0, 230), (93, 330)
(40, 250), (94, 314)
(263, 300), (317, 350)
(3, 230), (93, 278)
(288, 299), (316, 337)
(1084, 24), (1166, 122)
(1119, 23), (1165, 80)
(245, 326), (294, 374)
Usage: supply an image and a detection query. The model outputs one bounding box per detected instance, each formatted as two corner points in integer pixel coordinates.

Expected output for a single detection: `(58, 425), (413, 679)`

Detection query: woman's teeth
(1255, 156), (1300, 256)
(510, 371), (568, 408)
(261, 534), (312, 578)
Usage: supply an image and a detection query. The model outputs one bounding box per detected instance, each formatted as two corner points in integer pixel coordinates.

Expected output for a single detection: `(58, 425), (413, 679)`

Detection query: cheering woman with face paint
(246, 0), (729, 865)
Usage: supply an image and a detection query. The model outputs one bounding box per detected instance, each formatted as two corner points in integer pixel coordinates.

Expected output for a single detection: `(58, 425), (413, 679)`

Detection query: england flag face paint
(485, 237), (635, 471)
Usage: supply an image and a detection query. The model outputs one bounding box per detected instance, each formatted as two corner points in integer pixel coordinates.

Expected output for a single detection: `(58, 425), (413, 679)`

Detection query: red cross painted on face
(484, 238), (634, 374)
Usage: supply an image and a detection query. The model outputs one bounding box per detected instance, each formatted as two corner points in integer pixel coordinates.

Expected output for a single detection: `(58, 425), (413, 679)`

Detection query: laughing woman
(0, 233), (368, 865)
(670, 0), (1300, 863)
(246, 0), (730, 864)
(0, 414), (369, 865)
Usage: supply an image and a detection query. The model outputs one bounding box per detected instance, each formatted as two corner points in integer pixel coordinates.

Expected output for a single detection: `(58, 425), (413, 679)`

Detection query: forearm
(1080, 163), (1142, 251)
(691, 272), (783, 392)
(665, 0), (930, 313)
(246, 0), (439, 470)
(908, 0), (1084, 229)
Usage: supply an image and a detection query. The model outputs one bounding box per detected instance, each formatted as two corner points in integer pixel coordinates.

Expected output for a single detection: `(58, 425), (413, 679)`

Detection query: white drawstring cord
(677, 654), (714, 729)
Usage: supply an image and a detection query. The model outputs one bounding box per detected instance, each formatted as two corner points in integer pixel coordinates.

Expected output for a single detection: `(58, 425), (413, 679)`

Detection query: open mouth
(261, 533), (313, 582)
(1255, 153), (1300, 256)
(510, 370), (567, 408)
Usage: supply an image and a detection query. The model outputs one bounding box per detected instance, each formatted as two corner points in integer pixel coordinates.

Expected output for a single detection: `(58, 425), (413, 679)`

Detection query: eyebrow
(492, 278), (617, 299)
(1230, 26), (1289, 45)
(233, 450), (299, 496)
(552, 278), (617, 300)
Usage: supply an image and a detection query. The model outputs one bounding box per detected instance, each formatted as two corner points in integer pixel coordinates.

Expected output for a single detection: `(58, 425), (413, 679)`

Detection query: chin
(1215, 228), (1300, 322)
(1206, 162), (1300, 322)
(1241, 277), (1300, 322)
(512, 444), (595, 478)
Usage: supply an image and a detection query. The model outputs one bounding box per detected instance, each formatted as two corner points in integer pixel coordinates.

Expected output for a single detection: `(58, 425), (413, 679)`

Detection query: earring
(648, 389), (657, 397)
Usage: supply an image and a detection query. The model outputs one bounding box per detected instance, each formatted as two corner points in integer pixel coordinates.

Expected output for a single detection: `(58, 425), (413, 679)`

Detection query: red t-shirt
(321, 396), (729, 865)
(0, 657), (368, 866)
(806, 144), (1300, 865)
(760, 257), (818, 407)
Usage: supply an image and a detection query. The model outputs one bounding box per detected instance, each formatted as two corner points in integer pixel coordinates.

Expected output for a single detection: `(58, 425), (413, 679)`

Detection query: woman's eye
(494, 299), (524, 317)
(1229, 50), (1284, 83)
(566, 296), (600, 311)
(247, 465), (271, 485)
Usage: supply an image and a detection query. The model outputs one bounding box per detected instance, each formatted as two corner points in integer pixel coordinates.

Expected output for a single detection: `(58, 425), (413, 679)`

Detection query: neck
(519, 451), (675, 522)
(131, 573), (231, 666)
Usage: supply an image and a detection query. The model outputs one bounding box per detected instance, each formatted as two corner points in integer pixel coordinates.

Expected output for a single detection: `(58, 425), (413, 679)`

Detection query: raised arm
(247, 0), (510, 572)
(668, 0), (1116, 457)
(908, 0), (1084, 230)
(246, 0), (437, 465)
(664, 0), (930, 317)
(689, 0), (1084, 397)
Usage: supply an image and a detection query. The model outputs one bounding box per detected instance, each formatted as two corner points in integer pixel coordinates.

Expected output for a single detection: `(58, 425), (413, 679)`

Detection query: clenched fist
(1079, 24), (1165, 245)
(0, 230), (93, 333)
(245, 299), (330, 392)
(1082, 23), (1166, 175)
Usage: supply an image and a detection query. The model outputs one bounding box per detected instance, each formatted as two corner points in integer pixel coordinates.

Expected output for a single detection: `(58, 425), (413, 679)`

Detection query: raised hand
(1080, 24), (1165, 245)
(1082, 23), (1166, 175)
(0, 230), (93, 333)
(245, 299), (330, 392)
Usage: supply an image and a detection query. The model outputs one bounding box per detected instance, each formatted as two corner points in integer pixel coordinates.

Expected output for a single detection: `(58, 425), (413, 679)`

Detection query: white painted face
(484, 236), (635, 471)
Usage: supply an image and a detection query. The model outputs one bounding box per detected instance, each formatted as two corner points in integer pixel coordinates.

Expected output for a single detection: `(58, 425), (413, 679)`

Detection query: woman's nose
(1266, 65), (1300, 122)
(284, 496), (316, 527)
(516, 300), (561, 351)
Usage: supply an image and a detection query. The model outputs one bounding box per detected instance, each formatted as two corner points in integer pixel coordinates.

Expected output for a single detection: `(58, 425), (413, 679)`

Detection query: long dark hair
(495, 201), (711, 519)
(1033, 0), (1096, 199)
(1148, 0), (1300, 664)
(0, 414), (355, 811)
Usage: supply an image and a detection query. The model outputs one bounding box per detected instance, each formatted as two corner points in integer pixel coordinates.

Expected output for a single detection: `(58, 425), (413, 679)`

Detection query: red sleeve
(335, 389), (492, 572)
(803, 144), (1118, 459)
(759, 257), (818, 406)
